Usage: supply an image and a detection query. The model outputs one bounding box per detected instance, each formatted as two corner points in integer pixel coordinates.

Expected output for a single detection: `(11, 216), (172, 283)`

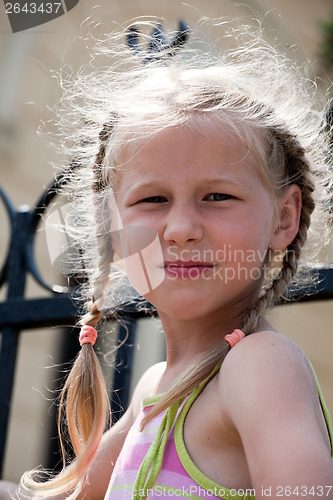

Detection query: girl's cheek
(111, 225), (165, 296)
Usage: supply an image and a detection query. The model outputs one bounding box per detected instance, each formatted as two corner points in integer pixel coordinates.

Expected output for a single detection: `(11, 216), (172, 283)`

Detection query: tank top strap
(132, 396), (185, 500)
(132, 361), (223, 500)
(308, 361), (333, 456)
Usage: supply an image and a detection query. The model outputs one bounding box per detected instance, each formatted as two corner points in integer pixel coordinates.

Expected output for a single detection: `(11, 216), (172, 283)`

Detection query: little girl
(16, 18), (333, 500)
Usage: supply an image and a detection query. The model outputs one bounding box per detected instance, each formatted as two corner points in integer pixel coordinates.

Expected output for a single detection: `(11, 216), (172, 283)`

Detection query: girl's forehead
(117, 121), (256, 168)
(114, 122), (266, 189)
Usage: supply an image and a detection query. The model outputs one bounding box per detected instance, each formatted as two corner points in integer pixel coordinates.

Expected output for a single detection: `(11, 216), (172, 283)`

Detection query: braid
(241, 246), (298, 334)
(241, 128), (315, 335)
(26, 122), (117, 496)
(93, 120), (115, 192)
(81, 196), (114, 326)
(82, 120), (116, 326)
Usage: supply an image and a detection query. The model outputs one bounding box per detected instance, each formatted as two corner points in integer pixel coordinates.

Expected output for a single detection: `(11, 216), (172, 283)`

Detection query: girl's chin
(157, 307), (209, 322)
(143, 290), (219, 321)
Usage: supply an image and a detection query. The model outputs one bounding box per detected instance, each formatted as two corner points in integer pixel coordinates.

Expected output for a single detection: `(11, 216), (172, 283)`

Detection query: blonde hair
(21, 17), (332, 497)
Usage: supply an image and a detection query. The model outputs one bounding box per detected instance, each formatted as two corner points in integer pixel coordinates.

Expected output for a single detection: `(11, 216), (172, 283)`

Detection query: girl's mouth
(164, 260), (214, 279)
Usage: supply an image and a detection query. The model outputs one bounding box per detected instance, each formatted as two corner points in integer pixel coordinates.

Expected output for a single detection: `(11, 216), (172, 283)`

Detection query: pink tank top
(104, 391), (255, 500)
(104, 364), (332, 500)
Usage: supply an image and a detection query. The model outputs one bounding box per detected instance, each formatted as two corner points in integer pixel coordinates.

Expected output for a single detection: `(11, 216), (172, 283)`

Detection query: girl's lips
(164, 261), (214, 279)
(164, 260), (214, 267)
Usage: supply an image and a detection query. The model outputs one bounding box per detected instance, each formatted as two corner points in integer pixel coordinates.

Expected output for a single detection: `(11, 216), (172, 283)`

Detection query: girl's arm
(0, 481), (18, 500)
(0, 403), (135, 500)
(220, 332), (333, 500)
(79, 360), (165, 500)
(0, 362), (165, 500)
(0, 410), (133, 500)
(76, 403), (135, 500)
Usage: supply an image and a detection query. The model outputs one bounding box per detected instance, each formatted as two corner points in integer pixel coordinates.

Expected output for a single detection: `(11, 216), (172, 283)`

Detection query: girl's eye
(139, 196), (168, 203)
(204, 193), (233, 201)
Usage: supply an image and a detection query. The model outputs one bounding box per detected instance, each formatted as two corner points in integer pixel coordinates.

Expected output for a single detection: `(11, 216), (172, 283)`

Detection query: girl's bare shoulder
(218, 330), (317, 408)
(130, 362), (167, 418)
(221, 330), (311, 372)
(214, 331), (333, 490)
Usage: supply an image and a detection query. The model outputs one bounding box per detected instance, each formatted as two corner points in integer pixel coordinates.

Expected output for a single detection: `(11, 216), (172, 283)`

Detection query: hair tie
(225, 329), (245, 348)
(79, 325), (97, 347)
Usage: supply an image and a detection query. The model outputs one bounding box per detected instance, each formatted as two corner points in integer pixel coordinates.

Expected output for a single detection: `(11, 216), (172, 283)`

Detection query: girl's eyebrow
(203, 177), (248, 188)
(128, 176), (248, 191)
(123, 180), (166, 195)
(129, 180), (165, 190)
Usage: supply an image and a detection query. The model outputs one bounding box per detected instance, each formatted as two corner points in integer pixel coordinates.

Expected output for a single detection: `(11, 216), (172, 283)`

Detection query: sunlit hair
(20, 17), (332, 497)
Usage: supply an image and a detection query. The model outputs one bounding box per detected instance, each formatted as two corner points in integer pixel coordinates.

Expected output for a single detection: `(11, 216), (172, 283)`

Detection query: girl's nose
(163, 205), (203, 246)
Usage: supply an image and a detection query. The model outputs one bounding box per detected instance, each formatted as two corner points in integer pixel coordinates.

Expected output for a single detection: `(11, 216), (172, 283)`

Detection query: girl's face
(114, 123), (279, 322)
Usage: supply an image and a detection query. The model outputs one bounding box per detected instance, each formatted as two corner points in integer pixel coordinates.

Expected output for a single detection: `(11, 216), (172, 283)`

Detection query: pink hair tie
(79, 325), (97, 347)
(225, 329), (245, 348)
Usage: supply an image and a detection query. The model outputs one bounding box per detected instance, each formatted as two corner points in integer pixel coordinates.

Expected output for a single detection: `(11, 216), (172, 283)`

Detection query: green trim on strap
(308, 361), (333, 457)
(142, 394), (165, 408)
(174, 381), (255, 500)
(132, 397), (185, 500)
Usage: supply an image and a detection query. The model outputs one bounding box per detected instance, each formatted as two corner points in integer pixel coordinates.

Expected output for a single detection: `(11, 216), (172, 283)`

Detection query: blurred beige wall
(0, 0), (332, 482)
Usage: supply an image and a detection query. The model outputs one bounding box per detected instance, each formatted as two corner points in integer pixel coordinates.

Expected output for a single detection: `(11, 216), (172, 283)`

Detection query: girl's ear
(270, 184), (302, 251)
